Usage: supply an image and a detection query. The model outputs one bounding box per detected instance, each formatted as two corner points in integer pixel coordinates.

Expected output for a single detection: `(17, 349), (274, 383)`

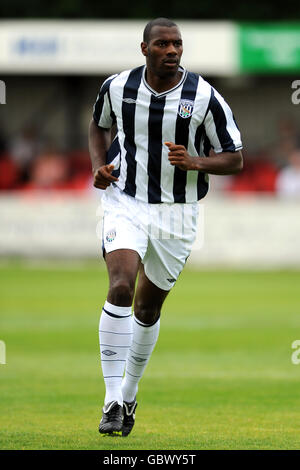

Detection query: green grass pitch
(0, 261), (300, 450)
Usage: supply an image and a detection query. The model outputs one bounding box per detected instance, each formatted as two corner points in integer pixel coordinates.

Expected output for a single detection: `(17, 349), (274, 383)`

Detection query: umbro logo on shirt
(122, 98), (137, 104)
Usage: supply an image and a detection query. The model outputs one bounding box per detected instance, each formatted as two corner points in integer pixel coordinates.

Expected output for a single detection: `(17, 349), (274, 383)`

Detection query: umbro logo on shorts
(167, 278), (176, 283)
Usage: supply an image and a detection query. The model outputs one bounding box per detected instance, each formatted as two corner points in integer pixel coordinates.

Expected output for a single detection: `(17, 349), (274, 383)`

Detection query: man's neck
(145, 68), (183, 94)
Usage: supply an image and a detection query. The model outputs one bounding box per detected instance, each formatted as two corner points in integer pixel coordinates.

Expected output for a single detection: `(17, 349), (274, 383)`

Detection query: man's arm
(88, 119), (118, 189)
(165, 142), (243, 175)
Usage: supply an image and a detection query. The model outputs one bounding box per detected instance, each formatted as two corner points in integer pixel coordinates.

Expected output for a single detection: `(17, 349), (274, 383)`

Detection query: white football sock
(122, 315), (160, 403)
(99, 301), (133, 406)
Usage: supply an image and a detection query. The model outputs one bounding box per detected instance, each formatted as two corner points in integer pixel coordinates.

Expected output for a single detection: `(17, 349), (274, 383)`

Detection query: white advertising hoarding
(0, 20), (238, 75)
(0, 194), (299, 267)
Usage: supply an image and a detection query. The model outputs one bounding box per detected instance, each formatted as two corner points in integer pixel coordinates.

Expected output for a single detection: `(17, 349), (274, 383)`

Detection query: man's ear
(141, 42), (148, 57)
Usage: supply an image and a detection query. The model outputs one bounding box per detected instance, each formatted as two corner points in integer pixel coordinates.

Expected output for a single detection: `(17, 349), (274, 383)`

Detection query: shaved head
(143, 18), (178, 43)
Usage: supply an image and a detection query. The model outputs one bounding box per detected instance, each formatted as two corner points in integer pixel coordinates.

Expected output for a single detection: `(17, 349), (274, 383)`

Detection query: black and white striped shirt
(93, 65), (242, 204)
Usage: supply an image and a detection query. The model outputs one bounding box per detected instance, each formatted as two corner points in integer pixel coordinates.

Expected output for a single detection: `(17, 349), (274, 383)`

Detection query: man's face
(141, 26), (183, 78)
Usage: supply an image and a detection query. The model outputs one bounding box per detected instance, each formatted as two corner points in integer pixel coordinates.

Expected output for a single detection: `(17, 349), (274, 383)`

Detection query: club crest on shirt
(178, 99), (194, 119)
(106, 228), (116, 243)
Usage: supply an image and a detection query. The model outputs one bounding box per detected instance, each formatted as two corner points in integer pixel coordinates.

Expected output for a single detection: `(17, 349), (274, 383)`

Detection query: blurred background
(0, 4), (299, 265)
(1, 2), (300, 451)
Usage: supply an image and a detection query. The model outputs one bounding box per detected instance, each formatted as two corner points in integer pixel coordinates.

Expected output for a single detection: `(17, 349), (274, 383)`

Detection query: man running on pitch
(89, 17), (243, 436)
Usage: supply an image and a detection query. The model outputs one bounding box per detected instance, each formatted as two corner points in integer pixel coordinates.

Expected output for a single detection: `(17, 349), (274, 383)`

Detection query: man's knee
(134, 303), (160, 325)
(108, 279), (135, 306)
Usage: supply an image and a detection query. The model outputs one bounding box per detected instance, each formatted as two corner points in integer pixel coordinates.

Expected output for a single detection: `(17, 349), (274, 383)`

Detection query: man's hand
(165, 142), (195, 171)
(165, 141), (243, 175)
(93, 164), (119, 189)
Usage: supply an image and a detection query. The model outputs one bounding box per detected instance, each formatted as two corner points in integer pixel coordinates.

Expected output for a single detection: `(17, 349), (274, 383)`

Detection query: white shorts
(101, 185), (199, 291)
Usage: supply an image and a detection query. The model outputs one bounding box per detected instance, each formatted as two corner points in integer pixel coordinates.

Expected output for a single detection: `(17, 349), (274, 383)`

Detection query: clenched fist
(93, 164), (119, 189)
(165, 142), (196, 171)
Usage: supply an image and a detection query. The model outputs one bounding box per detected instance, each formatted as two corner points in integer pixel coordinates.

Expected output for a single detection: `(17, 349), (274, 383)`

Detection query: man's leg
(99, 249), (140, 434)
(121, 263), (169, 407)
